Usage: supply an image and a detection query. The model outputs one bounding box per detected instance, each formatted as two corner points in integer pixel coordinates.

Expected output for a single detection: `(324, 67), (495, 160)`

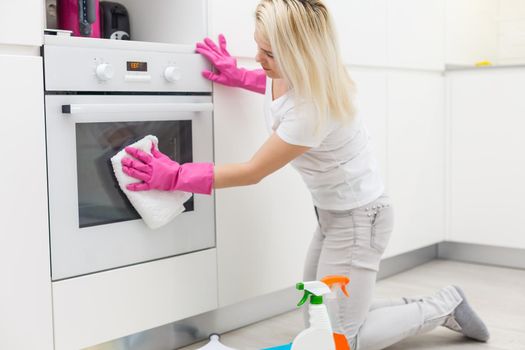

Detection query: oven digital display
(126, 61), (148, 72)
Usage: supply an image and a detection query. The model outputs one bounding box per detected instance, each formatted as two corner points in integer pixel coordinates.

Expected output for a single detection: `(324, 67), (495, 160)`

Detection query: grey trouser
(304, 193), (462, 350)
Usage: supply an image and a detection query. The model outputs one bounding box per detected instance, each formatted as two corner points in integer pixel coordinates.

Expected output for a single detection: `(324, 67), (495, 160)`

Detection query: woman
(122, 0), (490, 348)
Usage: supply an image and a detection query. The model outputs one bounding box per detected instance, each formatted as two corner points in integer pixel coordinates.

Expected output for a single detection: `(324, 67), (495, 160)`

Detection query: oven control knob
(164, 66), (181, 82)
(96, 63), (114, 81)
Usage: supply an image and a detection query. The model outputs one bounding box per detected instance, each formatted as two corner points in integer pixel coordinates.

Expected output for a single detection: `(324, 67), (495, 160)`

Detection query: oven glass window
(76, 121), (193, 228)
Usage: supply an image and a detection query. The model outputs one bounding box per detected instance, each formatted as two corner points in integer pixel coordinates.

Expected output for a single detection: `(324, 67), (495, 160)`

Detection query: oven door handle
(61, 102), (214, 114)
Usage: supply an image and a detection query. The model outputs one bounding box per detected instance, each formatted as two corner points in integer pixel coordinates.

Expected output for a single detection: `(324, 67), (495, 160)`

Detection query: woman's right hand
(195, 34), (267, 94)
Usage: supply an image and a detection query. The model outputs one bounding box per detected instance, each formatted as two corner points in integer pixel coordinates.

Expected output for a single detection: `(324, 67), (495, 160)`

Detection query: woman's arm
(213, 133), (310, 189)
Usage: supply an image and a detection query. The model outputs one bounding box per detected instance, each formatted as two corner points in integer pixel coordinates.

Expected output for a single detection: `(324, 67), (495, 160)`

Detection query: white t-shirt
(264, 78), (384, 210)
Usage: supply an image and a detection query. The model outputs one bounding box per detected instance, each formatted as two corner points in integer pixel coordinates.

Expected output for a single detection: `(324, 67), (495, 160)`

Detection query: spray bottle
(198, 276), (351, 350)
(290, 280), (336, 350)
(321, 275), (351, 350)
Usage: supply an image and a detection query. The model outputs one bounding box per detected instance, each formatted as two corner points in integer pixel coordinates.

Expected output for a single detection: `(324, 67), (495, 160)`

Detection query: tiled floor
(180, 259), (525, 350)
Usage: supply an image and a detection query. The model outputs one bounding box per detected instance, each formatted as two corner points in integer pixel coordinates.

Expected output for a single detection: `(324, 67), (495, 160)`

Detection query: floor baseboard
(378, 244), (438, 280)
(438, 241), (525, 270)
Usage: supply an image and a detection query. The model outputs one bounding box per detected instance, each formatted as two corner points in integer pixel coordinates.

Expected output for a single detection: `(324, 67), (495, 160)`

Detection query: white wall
(209, 0), (260, 59)
(118, 0), (208, 45)
(327, 0), (388, 67)
(498, 0), (525, 64)
(387, 0), (445, 70)
(327, 0), (445, 70)
(446, 0), (499, 65)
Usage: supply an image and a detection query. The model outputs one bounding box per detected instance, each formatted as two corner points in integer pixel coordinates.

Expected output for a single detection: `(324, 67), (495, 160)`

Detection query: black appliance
(100, 1), (131, 40)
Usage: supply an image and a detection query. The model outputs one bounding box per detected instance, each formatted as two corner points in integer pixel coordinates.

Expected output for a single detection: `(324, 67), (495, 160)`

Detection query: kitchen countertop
(445, 63), (525, 72)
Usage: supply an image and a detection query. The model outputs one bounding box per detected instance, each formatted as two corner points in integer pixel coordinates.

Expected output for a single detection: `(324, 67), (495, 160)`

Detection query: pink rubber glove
(121, 144), (214, 195)
(196, 34), (267, 94)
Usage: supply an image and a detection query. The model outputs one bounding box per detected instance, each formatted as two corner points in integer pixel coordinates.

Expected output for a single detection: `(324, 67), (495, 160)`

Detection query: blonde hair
(255, 0), (357, 131)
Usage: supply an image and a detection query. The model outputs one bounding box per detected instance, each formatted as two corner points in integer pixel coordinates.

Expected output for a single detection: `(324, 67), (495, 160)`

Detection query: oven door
(45, 94), (215, 280)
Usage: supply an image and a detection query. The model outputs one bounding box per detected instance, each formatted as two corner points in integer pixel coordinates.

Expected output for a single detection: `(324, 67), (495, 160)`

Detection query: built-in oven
(43, 36), (215, 281)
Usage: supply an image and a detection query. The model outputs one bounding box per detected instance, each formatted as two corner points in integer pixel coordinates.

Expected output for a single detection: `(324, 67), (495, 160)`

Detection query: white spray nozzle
(302, 281), (331, 296)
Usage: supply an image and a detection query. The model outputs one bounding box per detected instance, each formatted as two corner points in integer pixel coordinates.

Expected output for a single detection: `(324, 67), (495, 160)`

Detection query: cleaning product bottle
(290, 281), (336, 350)
(198, 275), (352, 350)
(321, 275), (351, 350)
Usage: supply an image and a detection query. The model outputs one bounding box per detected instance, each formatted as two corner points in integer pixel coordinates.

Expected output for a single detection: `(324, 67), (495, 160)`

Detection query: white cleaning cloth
(111, 135), (192, 230)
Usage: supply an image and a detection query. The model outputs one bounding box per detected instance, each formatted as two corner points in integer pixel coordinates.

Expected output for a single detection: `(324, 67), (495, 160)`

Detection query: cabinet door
(448, 70), (525, 249)
(349, 69), (388, 183)
(213, 78), (316, 307)
(387, 0), (445, 70)
(326, 0), (387, 66)
(387, 71), (445, 256)
(209, 0), (260, 59)
(0, 0), (43, 46)
(0, 56), (53, 349)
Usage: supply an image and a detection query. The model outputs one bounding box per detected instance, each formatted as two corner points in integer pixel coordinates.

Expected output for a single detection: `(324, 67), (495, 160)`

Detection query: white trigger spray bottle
(290, 281), (336, 350)
(195, 276), (351, 350)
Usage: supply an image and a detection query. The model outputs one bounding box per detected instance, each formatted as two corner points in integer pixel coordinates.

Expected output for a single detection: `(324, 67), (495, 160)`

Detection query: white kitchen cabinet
(386, 71), (446, 256)
(447, 69), (525, 249)
(0, 55), (53, 349)
(0, 0), (43, 46)
(213, 65), (316, 307)
(387, 0), (445, 70)
(326, 0), (387, 66)
(208, 0), (260, 59)
(348, 69), (388, 184)
(52, 249), (218, 350)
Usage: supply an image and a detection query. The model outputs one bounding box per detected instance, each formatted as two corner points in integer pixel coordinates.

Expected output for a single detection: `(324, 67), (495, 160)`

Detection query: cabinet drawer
(52, 249), (218, 350)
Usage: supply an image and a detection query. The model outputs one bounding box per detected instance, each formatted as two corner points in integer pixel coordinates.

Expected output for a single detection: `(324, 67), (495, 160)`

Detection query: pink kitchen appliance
(57, 0), (101, 37)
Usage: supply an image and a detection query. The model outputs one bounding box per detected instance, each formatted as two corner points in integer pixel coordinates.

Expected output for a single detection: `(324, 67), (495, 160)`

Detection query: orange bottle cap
(321, 275), (350, 297)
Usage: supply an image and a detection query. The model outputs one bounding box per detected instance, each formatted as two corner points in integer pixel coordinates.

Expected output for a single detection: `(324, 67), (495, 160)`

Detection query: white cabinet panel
(0, 0), (43, 46)
(53, 250), (218, 350)
(387, 0), (445, 70)
(209, 0), (260, 59)
(326, 0), (387, 66)
(387, 71), (445, 256)
(349, 69), (388, 183)
(213, 69), (315, 307)
(448, 69), (525, 249)
(0, 55), (53, 349)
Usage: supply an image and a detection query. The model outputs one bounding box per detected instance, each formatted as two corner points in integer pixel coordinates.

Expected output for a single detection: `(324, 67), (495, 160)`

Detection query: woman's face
(254, 30), (282, 79)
